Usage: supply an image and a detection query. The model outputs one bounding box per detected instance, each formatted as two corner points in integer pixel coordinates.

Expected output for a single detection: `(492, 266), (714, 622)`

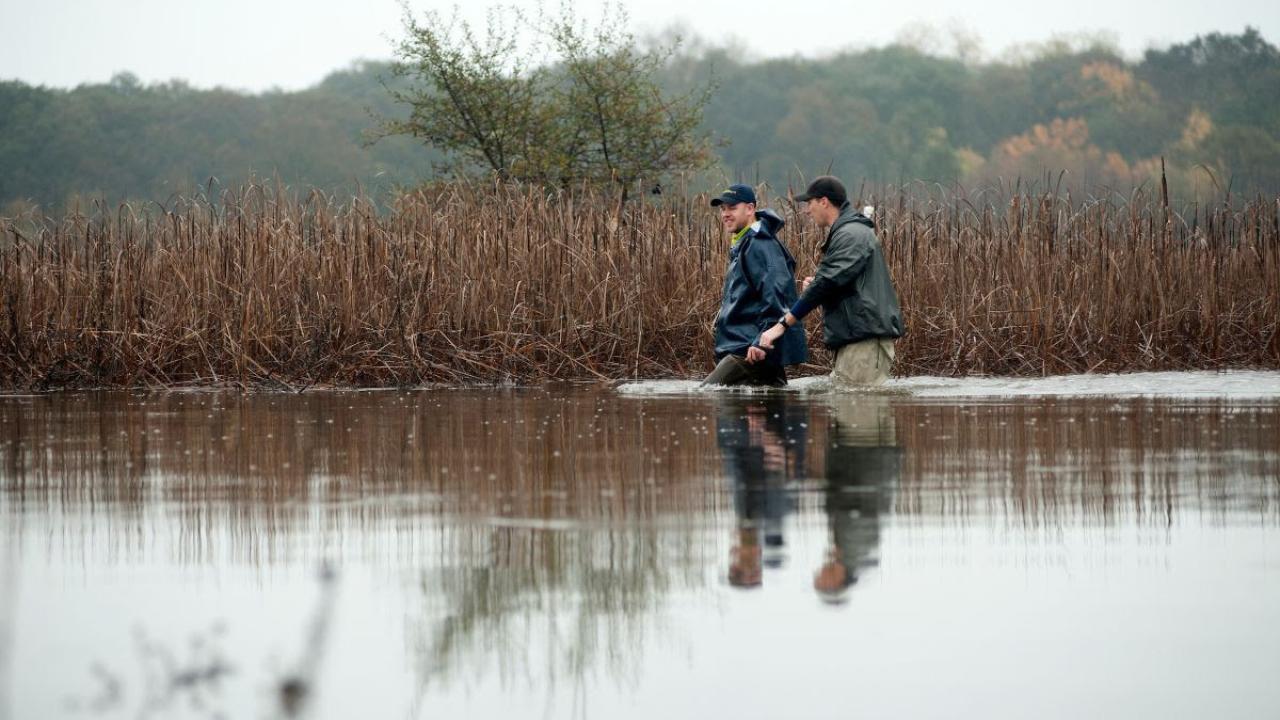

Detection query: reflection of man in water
(814, 396), (900, 603)
(715, 395), (808, 588)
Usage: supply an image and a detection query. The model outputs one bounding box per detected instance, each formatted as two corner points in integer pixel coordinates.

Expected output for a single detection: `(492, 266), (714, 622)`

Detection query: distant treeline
(2, 28), (1279, 211)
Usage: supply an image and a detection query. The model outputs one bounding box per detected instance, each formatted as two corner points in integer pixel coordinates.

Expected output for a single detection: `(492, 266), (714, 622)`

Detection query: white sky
(2, 0), (1277, 92)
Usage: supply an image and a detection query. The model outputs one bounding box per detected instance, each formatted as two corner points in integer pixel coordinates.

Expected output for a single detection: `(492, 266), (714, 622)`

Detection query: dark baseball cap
(710, 184), (757, 207)
(794, 176), (847, 206)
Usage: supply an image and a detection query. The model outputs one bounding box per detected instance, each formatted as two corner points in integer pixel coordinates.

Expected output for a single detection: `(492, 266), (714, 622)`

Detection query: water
(1, 373), (1278, 719)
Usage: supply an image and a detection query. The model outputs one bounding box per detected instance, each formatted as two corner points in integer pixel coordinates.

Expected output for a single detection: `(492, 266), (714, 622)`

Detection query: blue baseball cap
(710, 184), (757, 207)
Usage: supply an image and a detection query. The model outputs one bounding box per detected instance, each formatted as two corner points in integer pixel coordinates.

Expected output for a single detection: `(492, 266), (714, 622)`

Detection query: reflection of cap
(710, 184), (757, 207)
(794, 176), (847, 206)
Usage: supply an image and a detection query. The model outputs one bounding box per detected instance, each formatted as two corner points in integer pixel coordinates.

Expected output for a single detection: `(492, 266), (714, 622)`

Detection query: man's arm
(743, 240), (794, 362)
(790, 225), (873, 320)
(758, 226), (872, 350)
(749, 241), (796, 329)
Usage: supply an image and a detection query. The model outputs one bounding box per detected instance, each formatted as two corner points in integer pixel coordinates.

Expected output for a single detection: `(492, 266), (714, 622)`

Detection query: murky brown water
(1, 386), (1278, 719)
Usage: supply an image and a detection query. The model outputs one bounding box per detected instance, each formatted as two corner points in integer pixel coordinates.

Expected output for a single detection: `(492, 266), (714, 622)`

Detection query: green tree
(1139, 27), (1280, 131)
(381, 4), (715, 196)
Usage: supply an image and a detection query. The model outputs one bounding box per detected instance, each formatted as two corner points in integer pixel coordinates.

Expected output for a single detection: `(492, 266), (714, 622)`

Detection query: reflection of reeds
(2, 392), (1275, 569)
(4, 392), (1277, 700)
(0, 391), (729, 566)
(1, 184), (1276, 388)
(893, 400), (1280, 529)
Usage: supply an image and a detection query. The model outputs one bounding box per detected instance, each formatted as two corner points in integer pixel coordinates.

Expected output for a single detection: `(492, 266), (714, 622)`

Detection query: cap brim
(793, 192), (814, 202)
(710, 198), (725, 207)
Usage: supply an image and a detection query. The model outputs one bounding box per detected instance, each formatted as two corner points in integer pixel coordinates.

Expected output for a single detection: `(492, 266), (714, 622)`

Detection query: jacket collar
(822, 202), (875, 250)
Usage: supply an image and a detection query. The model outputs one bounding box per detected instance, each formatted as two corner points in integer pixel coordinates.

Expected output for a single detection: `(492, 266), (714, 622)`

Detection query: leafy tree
(1140, 27), (1280, 131)
(380, 4), (715, 197)
(1198, 124), (1280, 194)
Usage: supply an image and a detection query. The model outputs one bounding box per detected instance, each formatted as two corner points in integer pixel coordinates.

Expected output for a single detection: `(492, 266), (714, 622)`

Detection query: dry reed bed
(1, 183), (1277, 388)
(883, 190), (1280, 374)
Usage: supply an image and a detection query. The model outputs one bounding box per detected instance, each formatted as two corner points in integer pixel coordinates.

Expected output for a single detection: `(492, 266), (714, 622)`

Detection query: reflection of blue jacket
(713, 209), (809, 366)
(715, 395), (809, 552)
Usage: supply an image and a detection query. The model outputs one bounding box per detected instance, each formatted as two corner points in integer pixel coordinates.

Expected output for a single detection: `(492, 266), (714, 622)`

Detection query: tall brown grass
(1, 180), (1277, 388)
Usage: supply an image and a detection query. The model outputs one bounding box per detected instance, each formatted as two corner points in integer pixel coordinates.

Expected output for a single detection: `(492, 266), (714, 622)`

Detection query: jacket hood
(831, 202), (874, 232)
(753, 208), (786, 236)
(821, 202), (874, 251)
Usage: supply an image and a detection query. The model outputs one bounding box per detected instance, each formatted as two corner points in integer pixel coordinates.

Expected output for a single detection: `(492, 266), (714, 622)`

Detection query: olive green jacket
(797, 203), (904, 350)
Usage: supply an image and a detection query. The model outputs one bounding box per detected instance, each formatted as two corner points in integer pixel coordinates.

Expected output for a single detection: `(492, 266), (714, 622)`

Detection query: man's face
(802, 197), (834, 228)
(720, 202), (755, 234)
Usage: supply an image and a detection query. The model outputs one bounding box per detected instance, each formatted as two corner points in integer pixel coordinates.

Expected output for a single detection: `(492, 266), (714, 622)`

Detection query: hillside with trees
(2, 27), (1277, 212)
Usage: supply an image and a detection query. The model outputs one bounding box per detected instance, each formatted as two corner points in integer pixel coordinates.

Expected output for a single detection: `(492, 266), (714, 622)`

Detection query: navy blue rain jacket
(713, 209), (809, 367)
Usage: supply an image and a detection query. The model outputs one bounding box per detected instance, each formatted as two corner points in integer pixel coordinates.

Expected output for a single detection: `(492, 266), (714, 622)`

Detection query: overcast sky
(2, 0), (1277, 92)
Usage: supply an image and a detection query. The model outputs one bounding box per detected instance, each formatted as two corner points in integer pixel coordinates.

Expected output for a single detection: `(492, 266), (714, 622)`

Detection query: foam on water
(618, 370), (1280, 399)
(614, 375), (835, 396)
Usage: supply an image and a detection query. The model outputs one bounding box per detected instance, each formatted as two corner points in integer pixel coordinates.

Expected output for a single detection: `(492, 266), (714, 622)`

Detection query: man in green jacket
(758, 176), (904, 388)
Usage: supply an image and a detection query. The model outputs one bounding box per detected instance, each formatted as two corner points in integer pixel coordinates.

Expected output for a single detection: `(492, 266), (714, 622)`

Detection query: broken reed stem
(1, 182), (1277, 389)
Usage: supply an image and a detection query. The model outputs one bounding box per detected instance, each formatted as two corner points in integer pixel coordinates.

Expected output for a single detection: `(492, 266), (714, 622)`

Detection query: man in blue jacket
(758, 176), (904, 388)
(703, 184), (808, 387)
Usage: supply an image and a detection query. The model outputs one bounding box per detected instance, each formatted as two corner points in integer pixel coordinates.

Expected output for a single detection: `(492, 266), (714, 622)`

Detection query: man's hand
(758, 323), (785, 350)
(745, 346), (767, 363)
(801, 275), (814, 292)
